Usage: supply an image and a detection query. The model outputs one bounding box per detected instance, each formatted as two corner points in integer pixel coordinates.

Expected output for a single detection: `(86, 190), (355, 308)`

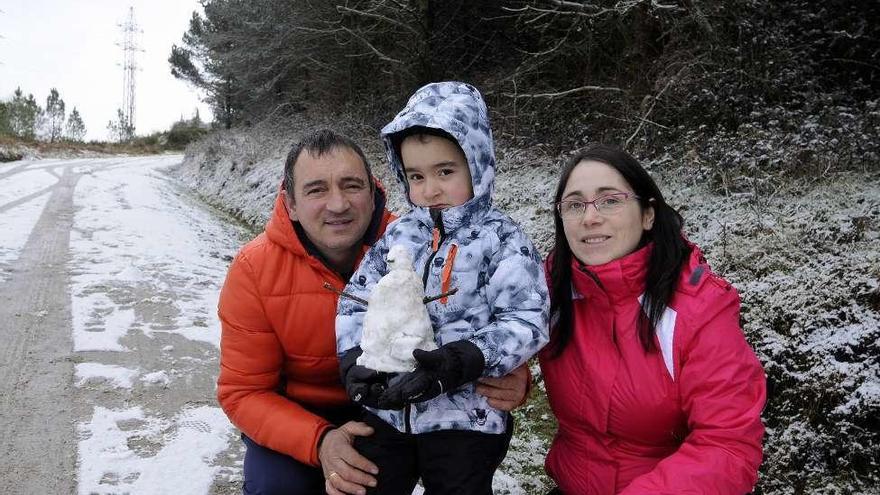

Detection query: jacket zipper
(422, 209), (446, 286)
(406, 210), (447, 434)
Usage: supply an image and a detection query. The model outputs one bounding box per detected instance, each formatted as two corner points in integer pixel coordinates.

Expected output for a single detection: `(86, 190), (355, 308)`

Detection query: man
(217, 129), (528, 495)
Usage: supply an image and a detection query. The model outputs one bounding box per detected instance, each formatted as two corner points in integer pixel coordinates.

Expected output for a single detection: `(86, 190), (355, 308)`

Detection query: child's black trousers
(354, 410), (513, 495)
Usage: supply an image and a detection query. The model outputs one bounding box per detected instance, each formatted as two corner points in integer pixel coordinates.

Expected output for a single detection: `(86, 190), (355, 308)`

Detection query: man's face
(287, 147), (375, 264)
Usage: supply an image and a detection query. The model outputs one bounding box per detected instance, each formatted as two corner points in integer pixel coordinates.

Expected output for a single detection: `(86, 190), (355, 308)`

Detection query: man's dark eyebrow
(340, 176), (367, 186)
(302, 179), (327, 190)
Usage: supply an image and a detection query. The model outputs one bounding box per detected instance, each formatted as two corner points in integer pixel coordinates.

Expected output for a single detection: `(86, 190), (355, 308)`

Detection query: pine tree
(0, 101), (11, 136)
(7, 88), (42, 140)
(65, 107), (87, 142)
(189, 108), (202, 127)
(45, 88), (66, 143)
(106, 108), (134, 142)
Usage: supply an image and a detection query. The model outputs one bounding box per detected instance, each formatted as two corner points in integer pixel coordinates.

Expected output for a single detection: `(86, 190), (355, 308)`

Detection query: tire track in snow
(67, 156), (246, 494)
(0, 182), (57, 214)
(0, 160), (34, 181)
(0, 165), (82, 494)
(0, 156), (249, 493)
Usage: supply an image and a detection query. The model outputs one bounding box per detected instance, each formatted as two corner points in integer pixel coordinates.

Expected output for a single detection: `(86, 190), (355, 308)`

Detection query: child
(336, 81), (549, 494)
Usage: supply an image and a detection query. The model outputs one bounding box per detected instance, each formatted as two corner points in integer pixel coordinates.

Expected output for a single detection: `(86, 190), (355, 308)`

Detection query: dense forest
(171, 1), (877, 164)
(169, 1), (879, 493)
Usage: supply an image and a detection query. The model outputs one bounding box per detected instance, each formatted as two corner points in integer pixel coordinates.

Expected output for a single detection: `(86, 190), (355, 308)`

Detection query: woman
(540, 144), (766, 494)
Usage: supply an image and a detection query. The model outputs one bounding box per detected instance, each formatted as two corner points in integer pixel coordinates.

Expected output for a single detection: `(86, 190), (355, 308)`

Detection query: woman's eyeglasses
(555, 192), (640, 218)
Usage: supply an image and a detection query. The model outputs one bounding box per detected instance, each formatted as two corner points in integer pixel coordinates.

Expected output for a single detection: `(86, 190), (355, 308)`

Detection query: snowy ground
(3, 139), (876, 493)
(0, 156), (251, 494)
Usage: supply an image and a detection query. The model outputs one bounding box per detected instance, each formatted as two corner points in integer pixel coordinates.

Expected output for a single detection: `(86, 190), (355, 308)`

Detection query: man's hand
(319, 422), (378, 495)
(476, 363), (530, 411)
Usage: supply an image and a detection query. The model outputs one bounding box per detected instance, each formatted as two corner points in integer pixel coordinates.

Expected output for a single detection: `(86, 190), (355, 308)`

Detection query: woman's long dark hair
(548, 144), (691, 355)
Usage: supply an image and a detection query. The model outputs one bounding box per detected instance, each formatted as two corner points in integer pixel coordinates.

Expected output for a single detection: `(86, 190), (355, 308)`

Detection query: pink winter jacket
(539, 243), (766, 494)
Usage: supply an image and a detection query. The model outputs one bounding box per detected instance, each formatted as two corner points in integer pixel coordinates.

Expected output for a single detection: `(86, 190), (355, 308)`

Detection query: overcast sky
(0, 1), (212, 141)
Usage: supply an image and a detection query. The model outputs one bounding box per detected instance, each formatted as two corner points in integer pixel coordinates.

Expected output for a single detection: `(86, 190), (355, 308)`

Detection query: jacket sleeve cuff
(309, 422), (336, 467)
(448, 339), (486, 384)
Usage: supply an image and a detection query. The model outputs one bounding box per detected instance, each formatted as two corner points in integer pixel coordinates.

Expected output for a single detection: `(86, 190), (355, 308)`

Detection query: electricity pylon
(117, 7), (142, 135)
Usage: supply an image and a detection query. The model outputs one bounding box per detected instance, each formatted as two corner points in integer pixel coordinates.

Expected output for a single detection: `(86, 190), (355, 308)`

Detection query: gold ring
(328, 471), (339, 480)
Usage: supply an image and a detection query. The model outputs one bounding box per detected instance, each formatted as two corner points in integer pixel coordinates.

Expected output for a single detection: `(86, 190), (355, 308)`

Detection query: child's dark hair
(548, 144), (691, 356)
(390, 126), (462, 163)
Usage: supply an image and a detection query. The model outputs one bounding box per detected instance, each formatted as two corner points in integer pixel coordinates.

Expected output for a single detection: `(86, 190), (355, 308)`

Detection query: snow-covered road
(0, 156), (250, 494)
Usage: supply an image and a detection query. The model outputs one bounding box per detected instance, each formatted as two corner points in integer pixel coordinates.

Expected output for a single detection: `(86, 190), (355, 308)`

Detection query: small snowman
(357, 244), (438, 372)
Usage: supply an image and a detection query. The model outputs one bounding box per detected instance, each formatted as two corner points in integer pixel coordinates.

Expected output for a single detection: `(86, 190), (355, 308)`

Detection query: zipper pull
(439, 244), (458, 304)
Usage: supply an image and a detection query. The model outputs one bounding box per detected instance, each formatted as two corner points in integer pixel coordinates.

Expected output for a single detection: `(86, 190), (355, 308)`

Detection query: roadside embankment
(173, 115), (880, 494)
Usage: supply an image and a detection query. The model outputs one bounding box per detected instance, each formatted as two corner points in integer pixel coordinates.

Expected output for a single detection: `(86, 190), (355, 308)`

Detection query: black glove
(339, 347), (390, 408)
(377, 340), (485, 410)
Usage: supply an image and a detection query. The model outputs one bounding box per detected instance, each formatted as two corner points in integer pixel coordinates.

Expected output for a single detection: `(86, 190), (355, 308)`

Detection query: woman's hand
(476, 364), (530, 411)
(319, 422), (378, 495)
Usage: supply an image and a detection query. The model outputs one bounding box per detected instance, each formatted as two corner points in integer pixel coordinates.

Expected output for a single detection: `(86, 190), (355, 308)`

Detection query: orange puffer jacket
(217, 184), (393, 466)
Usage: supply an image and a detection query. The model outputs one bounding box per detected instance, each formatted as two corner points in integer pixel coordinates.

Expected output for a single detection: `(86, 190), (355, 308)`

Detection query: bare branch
(626, 65), (689, 147)
(549, 0), (602, 12)
(502, 4), (615, 18)
(504, 85), (624, 98)
(323, 282), (369, 306)
(424, 288), (458, 304)
(680, 0), (715, 39)
(522, 10), (553, 25)
(336, 5), (419, 35)
(544, 0), (680, 17)
(651, 1), (680, 10)
(339, 26), (403, 64)
(635, 116), (670, 130)
(520, 28), (573, 57)
(288, 25), (344, 35)
(825, 57), (880, 72)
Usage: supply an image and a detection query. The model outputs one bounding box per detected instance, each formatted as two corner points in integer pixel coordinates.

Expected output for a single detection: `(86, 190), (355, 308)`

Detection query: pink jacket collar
(570, 244), (652, 304)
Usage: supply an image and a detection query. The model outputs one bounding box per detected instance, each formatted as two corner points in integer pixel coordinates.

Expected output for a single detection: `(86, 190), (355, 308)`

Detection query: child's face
(400, 135), (474, 209)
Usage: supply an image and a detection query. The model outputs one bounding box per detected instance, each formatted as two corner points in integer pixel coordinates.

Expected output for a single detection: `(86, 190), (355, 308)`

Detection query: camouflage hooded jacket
(336, 81), (550, 434)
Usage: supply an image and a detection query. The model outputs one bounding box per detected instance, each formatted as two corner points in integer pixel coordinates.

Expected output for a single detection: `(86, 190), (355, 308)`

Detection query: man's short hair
(283, 129), (374, 199)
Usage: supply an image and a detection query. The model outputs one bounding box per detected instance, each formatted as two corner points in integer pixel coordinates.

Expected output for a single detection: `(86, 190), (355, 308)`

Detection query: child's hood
(380, 81), (496, 208)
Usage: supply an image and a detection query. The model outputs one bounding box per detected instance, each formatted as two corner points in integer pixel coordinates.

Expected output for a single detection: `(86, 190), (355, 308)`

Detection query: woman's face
(560, 160), (655, 266)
